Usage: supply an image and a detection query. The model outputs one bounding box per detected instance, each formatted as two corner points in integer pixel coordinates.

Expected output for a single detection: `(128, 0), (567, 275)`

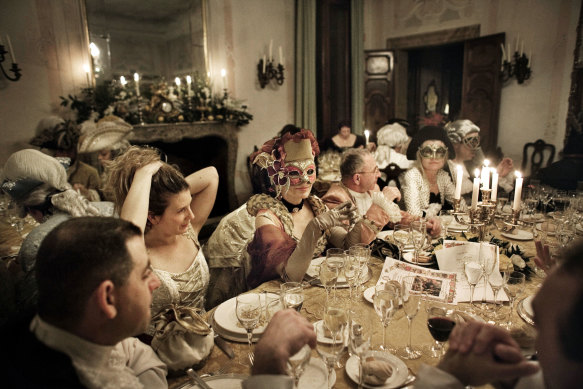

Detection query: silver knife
(186, 368), (212, 389)
(214, 333), (235, 359)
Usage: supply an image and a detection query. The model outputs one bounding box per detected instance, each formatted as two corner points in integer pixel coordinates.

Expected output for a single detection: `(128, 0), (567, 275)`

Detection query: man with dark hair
(4, 217), (167, 388)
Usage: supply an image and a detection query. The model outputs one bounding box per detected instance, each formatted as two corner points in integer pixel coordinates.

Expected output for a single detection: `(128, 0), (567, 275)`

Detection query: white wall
(206, 0), (296, 203)
(364, 0), (579, 165)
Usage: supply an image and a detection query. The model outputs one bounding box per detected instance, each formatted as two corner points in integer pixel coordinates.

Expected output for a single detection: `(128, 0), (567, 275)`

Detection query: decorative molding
(386, 24), (480, 50)
(127, 121), (239, 210)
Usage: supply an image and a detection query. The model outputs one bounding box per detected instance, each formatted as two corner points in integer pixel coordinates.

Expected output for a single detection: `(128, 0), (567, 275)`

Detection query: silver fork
(200, 367), (227, 378)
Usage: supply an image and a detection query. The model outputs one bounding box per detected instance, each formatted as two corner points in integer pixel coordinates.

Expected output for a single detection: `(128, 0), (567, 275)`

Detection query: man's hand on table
(426, 217), (441, 238)
(252, 309), (316, 376)
(438, 321), (539, 387)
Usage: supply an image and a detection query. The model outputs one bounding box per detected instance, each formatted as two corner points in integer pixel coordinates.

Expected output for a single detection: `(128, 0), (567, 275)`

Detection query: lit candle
(221, 68), (227, 89)
(513, 171), (523, 211)
(444, 103), (449, 115)
(175, 77), (181, 87)
(472, 169), (481, 210)
(491, 172), (499, 201)
(83, 64), (91, 86)
(481, 160), (490, 190)
(186, 75), (192, 96)
(279, 46), (283, 64)
(364, 129), (370, 146)
(134, 72), (140, 96)
(6, 35), (16, 63)
(120, 76), (127, 86)
(454, 164), (463, 200)
(263, 55), (266, 73)
(269, 39), (273, 61)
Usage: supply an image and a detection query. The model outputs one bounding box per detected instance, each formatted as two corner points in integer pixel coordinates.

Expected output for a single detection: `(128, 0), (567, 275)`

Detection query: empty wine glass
(479, 243), (497, 310)
(399, 276), (422, 360)
(373, 283), (399, 352)
(392, 224), (411, 262)
(348, 319), (371, 389)
(438, 209), (454, 238)
(326, 248), (345, 298)
(236, 293), (262, 367)
(410, 220), (427, 265)
(281, 282), (304, 312)
(343, 251), (359, 303)
(316, 322), (345, 389)
(488, 270), (509, 318)
(349, 244), (370, 295)
(504, 271), (526, 329)
(319, 260), (338, 302)
(464, 257), (483, 310)
(286, 344), (312, 388)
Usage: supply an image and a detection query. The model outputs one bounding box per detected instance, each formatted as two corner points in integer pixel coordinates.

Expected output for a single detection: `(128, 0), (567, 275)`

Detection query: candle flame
(83, 64), (90, 73)
(364, 129), (370, 137)
(515, 171), (522, 179)
(120, 76), (127, 85)
(483, 159), (490, 167)
(175, 77), (181, 86)
(134, 73), (139, 82)
(186, 75), (192, 84)
(474, 169), (481, 177)
(221, 68), (227, 77)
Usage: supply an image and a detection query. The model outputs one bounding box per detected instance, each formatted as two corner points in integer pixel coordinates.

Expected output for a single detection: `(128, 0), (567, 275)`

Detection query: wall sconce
(0, 35), (21, 82)
(500, 40), (532, 84)
(257, 40), (285, 88)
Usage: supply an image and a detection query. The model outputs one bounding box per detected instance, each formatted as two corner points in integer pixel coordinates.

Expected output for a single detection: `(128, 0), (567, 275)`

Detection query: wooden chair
(383, 163), (405, 189)
(521, 139), (555, 177)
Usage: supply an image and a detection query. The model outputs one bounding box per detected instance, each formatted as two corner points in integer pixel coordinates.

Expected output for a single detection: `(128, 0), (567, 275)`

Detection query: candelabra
(452, 189), (497, 241)
(0, 44), (21, 82)
(500, 51), (531, 84)
(257, 58), (284, 88)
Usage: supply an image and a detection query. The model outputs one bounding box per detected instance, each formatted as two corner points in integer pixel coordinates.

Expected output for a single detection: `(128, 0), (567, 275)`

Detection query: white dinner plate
(402, 251), (435, 266)
(178, 374), (246, 389)
(213, 293), (278, 342)
(517, 296), (535, 326)
(363, 286), (375, 303)
(501, 230), (534, 241)
(306, 257), (372, 288)
(377, 230), (414, 250)
(345, 350), (409, 389)
(314, 320), (349, 347)
(447, 221), (469, 232)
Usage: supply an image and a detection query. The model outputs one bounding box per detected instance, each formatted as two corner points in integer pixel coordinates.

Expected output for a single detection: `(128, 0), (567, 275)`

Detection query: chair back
(383, 163), (405, 189)
(521, 139), (555, 177)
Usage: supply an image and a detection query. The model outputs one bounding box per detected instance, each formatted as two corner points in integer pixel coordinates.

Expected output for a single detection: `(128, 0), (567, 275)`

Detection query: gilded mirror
(84, 0), (208, 84)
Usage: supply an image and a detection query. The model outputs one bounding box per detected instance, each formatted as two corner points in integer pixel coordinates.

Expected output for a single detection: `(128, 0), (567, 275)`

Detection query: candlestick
(6, 35), (16, 63)
(472, 169), (480, 210)
(454, 165), (463, 200)
(364, 129), (370, 146)
(279, 46), (283, 64)
(269, 39), (273, 61)
(134, 72), (140, 96)
(481, 160), (490, 190)
(491, 172), (499, 201)
(515, 34), (519, 53)
(513, 171), (523, 211)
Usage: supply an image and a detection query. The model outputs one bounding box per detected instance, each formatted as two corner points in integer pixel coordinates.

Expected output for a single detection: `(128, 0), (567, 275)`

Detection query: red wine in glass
(427, 317), (456, 342)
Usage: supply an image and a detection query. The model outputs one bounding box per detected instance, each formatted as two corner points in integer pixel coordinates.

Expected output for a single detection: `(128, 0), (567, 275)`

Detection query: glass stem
(508, 298), (515, 327)
(247, 330), (253, 365)
(382, 322), (387, 349)
(407, 317), (413, 351)
(469, 284), (475, 306)
(483, 274), (489, 303)
(358, 357), (364, 389)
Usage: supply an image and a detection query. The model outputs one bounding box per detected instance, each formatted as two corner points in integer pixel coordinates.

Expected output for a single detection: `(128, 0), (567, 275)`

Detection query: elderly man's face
(356, 154), (380, 192)
(532, 269), (583, 388)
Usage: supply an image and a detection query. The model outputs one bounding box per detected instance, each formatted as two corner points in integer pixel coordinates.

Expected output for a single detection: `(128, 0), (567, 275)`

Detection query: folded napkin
(362, 357), (393, 386)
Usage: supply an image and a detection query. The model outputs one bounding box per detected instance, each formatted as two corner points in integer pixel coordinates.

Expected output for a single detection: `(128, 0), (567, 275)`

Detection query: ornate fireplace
(127, 122), (239, 217)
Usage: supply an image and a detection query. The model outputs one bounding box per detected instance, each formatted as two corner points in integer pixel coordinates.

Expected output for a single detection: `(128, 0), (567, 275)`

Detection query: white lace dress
(148, 225), (210, 335)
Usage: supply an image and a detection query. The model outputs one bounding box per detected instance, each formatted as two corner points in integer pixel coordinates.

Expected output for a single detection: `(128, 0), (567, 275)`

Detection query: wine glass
(392, 224), (411, 262)
(438, 209), (454, 238)
(410, 220), (427, 265)
(488, 270), (509, 318)
(426, 303), (458, 358)
(349, 244), (370, 295)
(319, 260), (338, 301)
(343, 251), (359, 303)
(348, 319), (372, 389)
(316, 322), (345, 389)
(504, 271), (526, 329)
(399, 276), (422, 360)
(464, 257), (483, 310)
(281, 282), (304, 312)
(479, 243), (497, 311)
(497, 195), (509, 213)
(373, 283), (399, 352)
(326, 248), (345, 298)
(235, 293), (262, 366)
(286, 344), (312, 388)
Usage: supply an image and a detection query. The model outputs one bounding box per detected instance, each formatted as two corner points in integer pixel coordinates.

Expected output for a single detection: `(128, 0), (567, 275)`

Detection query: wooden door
(460, 33), (504, 155)
(364, 50), (394, 136)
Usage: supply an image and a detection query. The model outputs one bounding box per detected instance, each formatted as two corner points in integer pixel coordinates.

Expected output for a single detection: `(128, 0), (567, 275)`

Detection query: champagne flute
(392, 224), (411, 262)
(316, 322), (345, 389)
(504, 271), (526, 330)
(464, 257), (483, 310)
(286, 344), (312, 388)
(488, 270), (508, 318)
(319, 260), (338, 302)
(399, 276), (422, 359)
(343, 251), (359, 303)
(281, 282), (304, 312)
(410, 220), (427, 265)
(236, 293), (262, 366)
(326, 248), (345, 298)
(438, 209), (454, 238)
(479, 243), (497, 310)
(373, 283), (399, 352)
(348, 319), (371, 389)
(349, 244), (370, 296)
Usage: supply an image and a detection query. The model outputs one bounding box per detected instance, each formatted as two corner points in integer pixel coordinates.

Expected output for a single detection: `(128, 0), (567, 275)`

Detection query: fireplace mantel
(127, 121), (239, 211)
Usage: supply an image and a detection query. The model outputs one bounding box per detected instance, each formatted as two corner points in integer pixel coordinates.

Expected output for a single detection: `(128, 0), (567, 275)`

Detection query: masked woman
(106, 146), (218, 333)
(400, 126), (459, 218)
(205, 128), (357, 308)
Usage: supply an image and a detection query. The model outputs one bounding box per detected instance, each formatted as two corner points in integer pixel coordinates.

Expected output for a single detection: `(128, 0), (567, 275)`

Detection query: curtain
(294, 0), (317, 134)
(351, 0), (364, 134)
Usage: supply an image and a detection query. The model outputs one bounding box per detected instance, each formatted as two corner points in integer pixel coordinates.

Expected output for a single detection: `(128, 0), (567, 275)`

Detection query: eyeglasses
(418, 145), (448, 159)
(463, 135), (481, 150)
(356, 166), (380, 175)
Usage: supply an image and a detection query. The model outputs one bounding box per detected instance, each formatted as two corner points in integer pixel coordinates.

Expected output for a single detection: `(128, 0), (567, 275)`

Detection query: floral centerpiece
(60, 73), (253, 126)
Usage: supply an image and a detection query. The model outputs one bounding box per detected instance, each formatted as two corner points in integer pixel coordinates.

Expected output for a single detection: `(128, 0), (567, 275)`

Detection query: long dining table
(169, 228), (544, 389)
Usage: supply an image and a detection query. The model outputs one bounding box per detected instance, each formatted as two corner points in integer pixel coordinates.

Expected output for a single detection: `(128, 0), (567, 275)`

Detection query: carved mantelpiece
(127, 121), (239, 211)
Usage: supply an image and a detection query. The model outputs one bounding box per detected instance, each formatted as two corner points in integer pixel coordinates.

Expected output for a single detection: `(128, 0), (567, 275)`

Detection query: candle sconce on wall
(257, 57), (284, 88)
(500, 39), (532, 84)
(0, 35), (21, 82)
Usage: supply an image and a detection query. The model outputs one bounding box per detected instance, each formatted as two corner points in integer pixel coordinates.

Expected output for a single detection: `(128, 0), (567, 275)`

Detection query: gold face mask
(285, 159), (317, 185)
(418, 144), (448, 159)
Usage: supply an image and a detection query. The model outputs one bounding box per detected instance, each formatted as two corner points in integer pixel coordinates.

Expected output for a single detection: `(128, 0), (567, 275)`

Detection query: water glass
(281, 282), (304, 312)
(286, 344), (311, 388)
(392, 224), (411, 262)
(316, 323), (345, 389)
(373, 283), (399, 351)
(504, 271), (526, 329)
